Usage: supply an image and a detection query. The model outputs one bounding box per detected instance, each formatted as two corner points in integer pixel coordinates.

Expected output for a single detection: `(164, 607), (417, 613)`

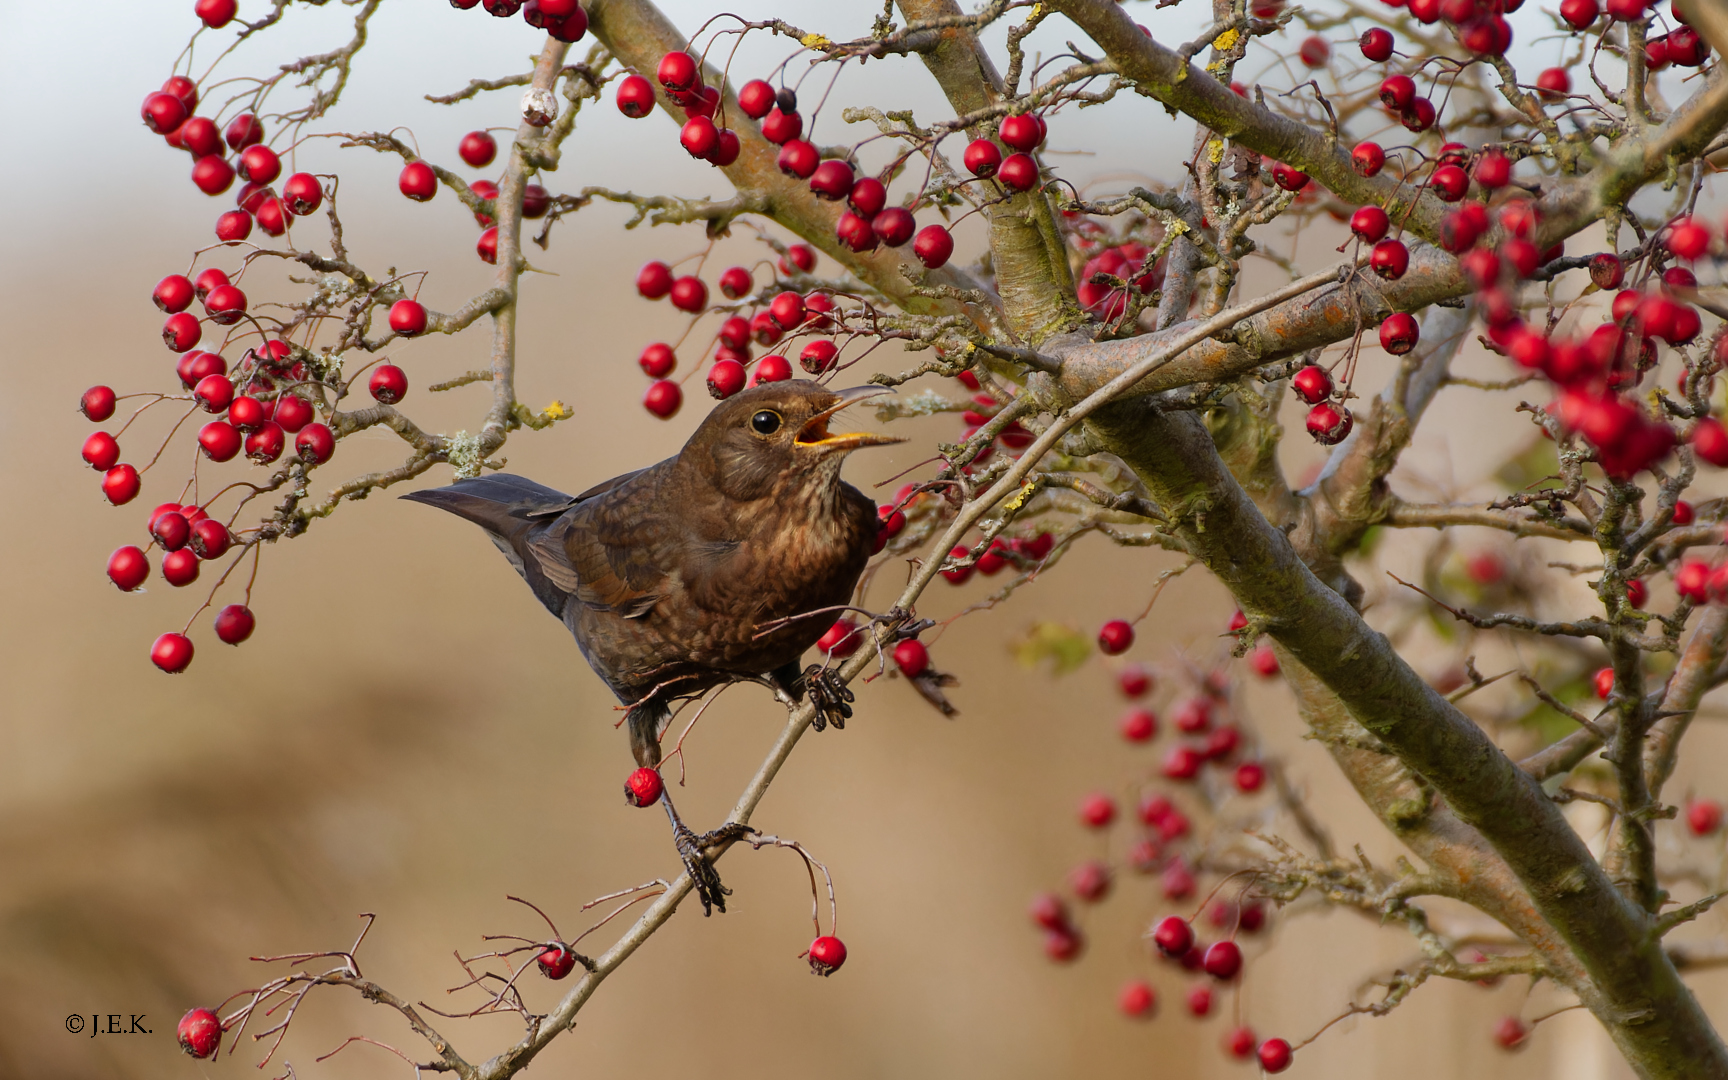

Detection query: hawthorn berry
(1364, 240), (1410, 284)
(81, 385), (117, 422)
(160, 546), (199, 587)
(281, 172), (322, 215)
(108, 546), (150, 591)
(1172, 696), (1212, 733)
(611, 768), (665, 814)
(1271, 162), (1309, 191)
(1098, 619), (1134, 655)
(963, 138), (1003, 178)
(1202, 940), (1243, 980)
(913, 225), (955, 269)
(807, 935), (847, 975)
(1070, 859), (1111, 902)
(656, 51), (698, 94)
(1259, 1038), (1294, 1072)
(295, 423), (335, 465)
(1292, 365), (1333, 405)
(190, 519), (233, 560)
(1118, 981), (1156, 1018)
(1493, 1016), (1530, 1050)
(769, 291), (806, 330)
(1225, 1027), (1257, 1059)
(707, 359), (747, 400)
(1078, 793), (1117, 829)
(82, 431), (120, 471)
(187, 152), (235, 197)
(1560, 0), (1599, 26)
(873, 207), (915, 248)
(176, 1007), (221, 1057)
(103, 464), (142, 505)
(832, 210), (877, 252)
(1118, 664), (1153, 697)
(1235, 761), (1267, 792)
(1359, 27), (1394, 60)
(1152, 915), (1194, 957)
(203, 283), (247, 325)
(734, 79), (774, 120)
(207, 604), (255, 646)
(214, 209), (252, 243)
(1668, 216), (1711, 260)
(254, 197), (288, 236)
(1686, 798), (1724, 836)
(776, 139), (819, 180)
(154, 274), (196, 313)
(1185, 984), (1212, 1017)
(679, 115), (719, 159)
(1299, 34), (1331, 66)
(1119, 707), (1157, 742)
(809, 158), (854, 200)
(1351, 141), (1386, 177)
(799, 340), (839, 375)
(1379, 311), (1420, 355)
(893, 639), (930, 678)
(761, 107), (802, 144)
(1349, 205), (1389, 244)
(643, 379), (683, 418)
(997, 153), (1039, 191)
(752, 354), (793, 385)
(1694, 418), (1728, 467)
(1380, 74), (1417, 111)
(816, 617), (861, 659)
(243, 421), (284, 464)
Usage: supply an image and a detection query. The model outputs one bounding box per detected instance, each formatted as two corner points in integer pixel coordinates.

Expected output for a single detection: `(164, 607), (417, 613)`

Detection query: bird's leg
(659, 787), (750, 917)
(766, 660), (854, 732)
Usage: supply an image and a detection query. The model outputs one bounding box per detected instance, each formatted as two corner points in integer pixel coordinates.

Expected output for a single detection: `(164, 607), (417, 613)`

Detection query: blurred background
(3, 2), (1725, 1077)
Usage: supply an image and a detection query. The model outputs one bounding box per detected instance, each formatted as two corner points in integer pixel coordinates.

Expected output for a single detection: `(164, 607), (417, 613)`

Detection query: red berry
(1119, 707), (1157, 742)
(193, 421), (239, 462)
(752, 355), (793, 386)
(669, 276), (708, 313)
(1069, 859), (1111, 901)
(399, 160), (438, 201)
(176, 1007), (221, 1056)
(1672, 502), (1694, 527)
(1186, 984), (1212, 1016)
(1668, 216), (1711, 260)
(997, 153), (1038, 191)
(536, 945), (578, 979)
(1299, 34), (1331, 66)
(1118, 664), (1153, 697)
(1352, 141), (1386, 177)
(281, 172), (322, 215)
(718, 266), (753, 300)
(141, 90), (188, 135)
(208, 604), (255, 646)
(809, 158), (854, 200)
(679, 115), (719, 158)
(389, 299), (428, 336)
(1153, 916), (1195, 958)
(761, 107), (802, 145)
(1380, 74), (1417, 111)
(616, 74), (655, 118)
(163, 311), (203, 353)
(1173, 696), (1212, 733)
(1694, 418), (1728, 467)
(1078, 792), (1117, 828)
(82, 431), (120, 471)
(178, 118), (223, 160)
(799, 339), (839, 375)
(1360, 27), (1394, 60)
(81, 385), (117, 422)
(1379, 311), (1420, 355)
(1687, 799), (1723, 836)
(707, 359), (747, 399)
(365, 364), (408, 405)
(1306, 402), (1354, 445)
(295, 423), (335, 465)
(893, 639), (930, 678)
(236, 144), (280, 186)
(1203, 940), (1243, 980)
(963, 139), (1003, 178)
(1119, 981), (1156, 1017)
(1560, 0), (1599, 26)
(1098, 618), (1134, 655)
(635, 261), (673, 300)
(1225, 1027), (1257, 1059)
(102, 464), (141, 506)
(107, 546), (150, 591)
(1162, 744), (1205, 780)
(784, 243), (817, 274)
(1292, 365), (1333, 405)
(476, 226), (499, 264)
(807, 935), (847, 975)
(214, 209), (252, 243)
(624, 766), (664, 806)
(459, 130), (498, 169)
(769, 290), (807, 330)
(162, 548), (200, 587)
(1029, 891), (1071, 931)
(154, 274), (196, 313)
(635, 343), (675, 378)
(913, 225), (955, 269)
(656, 51), (699, 92)
(1259, 1037), (1294, 1072)
(190, 519), (233, 560)
(873, 207), (916, 248)
(245, 421), (285, 464)
(1235, 761), (1270, 793)
(643, 379), (683, 418)
(737, 79), (775, 119)
(1271, 162), (1309, 192)
(816, 617), (861, 659)
(1370, 239), (1409, 281)
(204, 284), (247, 326)
(1493, 1016), (1530, 1050)
(190, 374), (232, 414)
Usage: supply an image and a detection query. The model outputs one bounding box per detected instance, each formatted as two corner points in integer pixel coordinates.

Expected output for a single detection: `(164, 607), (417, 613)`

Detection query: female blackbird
(403, 381), (902, 913)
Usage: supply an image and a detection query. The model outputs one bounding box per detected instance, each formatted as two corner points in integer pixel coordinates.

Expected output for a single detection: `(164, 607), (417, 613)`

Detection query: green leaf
(1013, 621), (1093, 675)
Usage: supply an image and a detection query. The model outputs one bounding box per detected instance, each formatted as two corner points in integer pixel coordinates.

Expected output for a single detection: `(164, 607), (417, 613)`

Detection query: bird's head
(685, 381), (905, 502)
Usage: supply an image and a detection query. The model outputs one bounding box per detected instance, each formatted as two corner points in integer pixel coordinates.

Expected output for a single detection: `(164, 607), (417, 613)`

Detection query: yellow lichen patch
(544, 400), (571, 420)
(1212, 27), (1241, 51)
(1209, 137), (1225, 164)
(800, 32), (832, 48)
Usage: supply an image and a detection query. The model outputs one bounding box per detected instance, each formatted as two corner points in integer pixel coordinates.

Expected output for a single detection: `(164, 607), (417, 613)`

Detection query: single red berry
(999, 113), (1043, 153)
(635, 261), (673, 300)
(997, 153), (1039, 191)
(873, 207), (916, 248)
(190, 519), (233, 560)
(214, 209), (253, 243)
(737, 79), (776, 119)
(1306, 402), (1354, 445)
(643, 379), (683, 418)
(1368, 239), (1409, 282)
(1292, 365), (1333, 405)
(679, 115), (719, 158)
(816, 617), (861, 659)
(707, 359), (747, 400)
(1560, 0), (1599, 26)
(1271, 162), (1309, 192)
(913, 225), (955, 269)
(809, 158), (854, 200)
(783, 243), (817, 274)
(1493, 1016), (1530, 1050)
(204, 284), (247, 326)
(1299, 34), (1331, 66)
(776, 139), (819, 180)
(1360, 27), (1394, 60)
(1120, 707), (1157, 742)
(624, 766), (664, 806)
(1235, 761), (1267, 792)
(281, 172), (322, 215)
(964, 139), (1003, 178)
(102, 464), (141, 506)
(295, 423), (335, 465)
(717, 267), (754, 301)
(82, 431), (120, 471)
(799, 339), (839, 375)
(1173, 697), (1212, 733)
(205, 605), (255, 647)
(761, 107), (803, 145)
(244, 421), (285, 464)
(1676, 560), (1711, 602)
(633, 343), (674, 379)
(162, 547), (200, 587)
(191, 374), (232, 414)
(163, 312), (203, 353)
(893, 639), (930, 678)
(1259, 1037), (1294, 1072)
(1029, 892), (1071, 931)
(1118, 664), (1153, 697)
(656, 51), (699, 92)
(1687, 799), (1724, 836)
(154, 274), (196, 313)
(195, 421), (240, 462)
(1098, 618), (1134, 655)
(1203, 725), (1241, 760)
(389, 299), (429, 337)
(1078, 792), (1117, 828)
(769, 291), (807, 330)
(178, 118), (223, 159)
(1430, 164), (1469, 202)
(1162, 744), (1205, 780)
(81, 386), (118, 422)
(669, 276), (708, 313)
(616, 74), (656, 118)
(1671, 502), (1694, 527)
(398, 160), (438, 202)
(1668, 216), (1711, 260)
(1349, 205), (1389, 244)
(176, 1007), (221, 1056)
(1380, 74), (1417, 111)
(807, 935), (847, 975)
(1069, 859), (1111, 902)
(1351, 141), (1386, 178)
(1119, 980), (1156, 1018)
(1225, 1027), (1257, 1059)
(236, 144), (281, 186)
(1693, 418), (1728, 467)
(362, 364), (408, 406)
(457, 130), (498, 169)
(107, 546), (150, 591)
(1202, 940), (1243, 980)
(752, 355), (793, 386)
(1153, 915), (1195, 957)
(476, 226), (499, 264)
(141, 90), (188, 135)
(1186, 984), (1213, 1017)
(1379, 312), (1420, 355)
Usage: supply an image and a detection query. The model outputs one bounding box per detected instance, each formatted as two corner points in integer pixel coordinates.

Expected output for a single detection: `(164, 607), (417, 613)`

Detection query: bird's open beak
(796, 386), (907, 451)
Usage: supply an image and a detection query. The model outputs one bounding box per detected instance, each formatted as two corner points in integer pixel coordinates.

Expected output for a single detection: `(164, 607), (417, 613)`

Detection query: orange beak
(796, 386), (907, 451)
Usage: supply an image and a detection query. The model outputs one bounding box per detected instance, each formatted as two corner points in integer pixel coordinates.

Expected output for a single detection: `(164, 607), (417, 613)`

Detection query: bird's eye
(751, 410), (782, 435)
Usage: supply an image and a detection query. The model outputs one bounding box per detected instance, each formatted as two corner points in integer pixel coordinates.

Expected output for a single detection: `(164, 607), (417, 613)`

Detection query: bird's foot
(664, 797), (752, 916)
(803, 664), (855, 732)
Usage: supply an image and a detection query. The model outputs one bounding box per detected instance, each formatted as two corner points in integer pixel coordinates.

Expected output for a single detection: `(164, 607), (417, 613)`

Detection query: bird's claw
(673, 820), (753, 917)
(804, 665), (855, 732)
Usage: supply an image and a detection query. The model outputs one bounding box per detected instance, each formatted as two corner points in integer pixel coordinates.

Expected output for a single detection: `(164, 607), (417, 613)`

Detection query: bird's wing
(399, 474), (578, 616)
(539, 464), (684, 619)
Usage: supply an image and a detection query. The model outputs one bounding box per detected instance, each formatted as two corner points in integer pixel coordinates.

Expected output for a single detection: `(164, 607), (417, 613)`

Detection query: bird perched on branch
(403, 381), (902, 914)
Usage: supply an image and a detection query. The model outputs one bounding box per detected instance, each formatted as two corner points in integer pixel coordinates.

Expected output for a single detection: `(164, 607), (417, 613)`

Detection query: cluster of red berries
(446, 0), (588, 40)
(397, 128), (558, 266)
(1071, 239), (1163, 321)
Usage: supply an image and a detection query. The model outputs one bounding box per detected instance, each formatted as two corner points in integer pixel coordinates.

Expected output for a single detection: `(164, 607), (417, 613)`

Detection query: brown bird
(402, 381), (902, 913)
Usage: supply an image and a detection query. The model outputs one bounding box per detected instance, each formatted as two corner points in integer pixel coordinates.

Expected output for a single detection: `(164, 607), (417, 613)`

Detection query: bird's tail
(401, 474), (575, 616)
